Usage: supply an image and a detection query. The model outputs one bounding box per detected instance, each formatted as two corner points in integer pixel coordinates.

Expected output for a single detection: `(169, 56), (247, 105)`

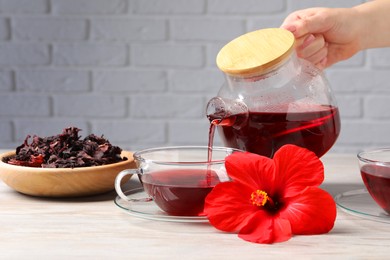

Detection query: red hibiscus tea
(360, 164), (390, 214)
(141, 168), (221, 216)
(115, 147), (242, 217)
(210, 105), (340, 158)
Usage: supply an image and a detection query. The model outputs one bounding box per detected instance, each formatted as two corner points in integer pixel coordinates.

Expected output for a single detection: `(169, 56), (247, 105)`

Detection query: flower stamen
(251, 190), (269, 207)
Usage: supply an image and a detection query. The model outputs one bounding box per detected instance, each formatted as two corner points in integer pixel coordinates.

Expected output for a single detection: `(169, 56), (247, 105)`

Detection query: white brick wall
(0, 43), (49, 65)
(171, 18), (245, 41)
(53, 43), (128, 66)
(0, 0), (387, 155)
(90, 18), (167, 41)
(51, 0), (127, 14)
(132, 44), (204, 67)
(208, 0), (285, 14)
(53, 94), (127, 117)
(0, 0), (49, 14)
(13, 18), (87, 41)
(133, 0), (204, 14)
(17, 69), (90, 92)
(0, 94), (50, 116)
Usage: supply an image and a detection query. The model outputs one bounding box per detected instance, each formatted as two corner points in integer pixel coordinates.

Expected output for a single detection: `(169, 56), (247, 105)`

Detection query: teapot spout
(206, 97), (248, 128)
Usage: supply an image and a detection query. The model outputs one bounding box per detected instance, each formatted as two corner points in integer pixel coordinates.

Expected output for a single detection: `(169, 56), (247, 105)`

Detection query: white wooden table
(1, 151), (390, 259)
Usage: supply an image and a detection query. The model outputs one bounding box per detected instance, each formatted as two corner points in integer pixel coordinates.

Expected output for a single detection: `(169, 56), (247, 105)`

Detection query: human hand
(281, 8), (362, 69)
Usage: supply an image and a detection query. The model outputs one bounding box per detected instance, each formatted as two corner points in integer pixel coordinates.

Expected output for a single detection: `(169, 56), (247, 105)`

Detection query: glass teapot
(206, 28), (340, 158)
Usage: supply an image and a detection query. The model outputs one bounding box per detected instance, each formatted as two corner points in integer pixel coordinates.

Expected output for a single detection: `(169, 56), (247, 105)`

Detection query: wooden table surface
(1, 151), (390, 259)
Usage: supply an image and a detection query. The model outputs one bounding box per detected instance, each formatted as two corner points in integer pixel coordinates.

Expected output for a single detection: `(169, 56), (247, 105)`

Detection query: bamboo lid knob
(216, 28), (295, 77)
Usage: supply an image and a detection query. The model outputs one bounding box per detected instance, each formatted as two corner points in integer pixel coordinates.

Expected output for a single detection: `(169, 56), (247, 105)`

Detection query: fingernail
(320, 57), (328, 67)
(300, 34), (316, 49)
(282, 24), (296, 33)
(304, 34), (316, 44)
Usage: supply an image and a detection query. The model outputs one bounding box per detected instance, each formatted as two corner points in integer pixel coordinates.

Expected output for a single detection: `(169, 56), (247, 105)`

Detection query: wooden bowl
(0, 150), (136, 197)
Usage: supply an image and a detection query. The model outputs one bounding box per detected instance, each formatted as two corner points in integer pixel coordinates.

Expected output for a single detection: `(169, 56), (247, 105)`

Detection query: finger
(297, 34), (326, 59)
(315, 57), (328, 70)
(281, 11), (303, 29)
(299, 34), (316, 50)
(281, 11), (314, 37)
(306, 44), (329, 66)
(292, 34), (316, 55)
(281, 9), (331, 38)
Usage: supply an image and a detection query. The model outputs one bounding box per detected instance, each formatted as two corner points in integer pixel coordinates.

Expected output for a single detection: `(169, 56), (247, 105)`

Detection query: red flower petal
(205, 145), (335, 244)
(238, 211), (292, 244)
(279, 187), (336, 235)
(224, 152), (276, 193)
(205, 182), (256, 232)
(273, 145), (324, 198)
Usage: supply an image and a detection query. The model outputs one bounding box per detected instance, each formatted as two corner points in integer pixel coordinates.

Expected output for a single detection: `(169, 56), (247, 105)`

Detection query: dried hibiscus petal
(3, 127), (127, 168)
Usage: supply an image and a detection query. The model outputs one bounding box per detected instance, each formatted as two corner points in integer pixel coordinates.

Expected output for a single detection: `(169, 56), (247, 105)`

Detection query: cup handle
(115, 169), (153, 202)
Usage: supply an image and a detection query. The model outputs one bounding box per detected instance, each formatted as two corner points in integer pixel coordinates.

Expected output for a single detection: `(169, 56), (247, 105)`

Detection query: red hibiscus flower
(204, 144), (336, 244)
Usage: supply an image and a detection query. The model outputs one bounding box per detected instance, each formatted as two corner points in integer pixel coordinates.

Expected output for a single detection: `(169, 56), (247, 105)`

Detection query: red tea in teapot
(207, 29), (341, 158)
(209, 104), (340, 158)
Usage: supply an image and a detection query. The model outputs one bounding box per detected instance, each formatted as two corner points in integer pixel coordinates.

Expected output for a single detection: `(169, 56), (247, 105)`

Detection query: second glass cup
(358, 148), (390, 215)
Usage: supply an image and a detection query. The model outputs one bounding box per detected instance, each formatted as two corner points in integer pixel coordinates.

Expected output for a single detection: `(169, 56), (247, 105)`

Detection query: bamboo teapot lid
(216, 28), (295, 77)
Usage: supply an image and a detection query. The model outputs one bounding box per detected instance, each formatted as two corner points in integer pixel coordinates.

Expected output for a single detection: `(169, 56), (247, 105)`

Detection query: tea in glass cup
(358, 148), (390, 214)
(115, 146), (243, 216)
